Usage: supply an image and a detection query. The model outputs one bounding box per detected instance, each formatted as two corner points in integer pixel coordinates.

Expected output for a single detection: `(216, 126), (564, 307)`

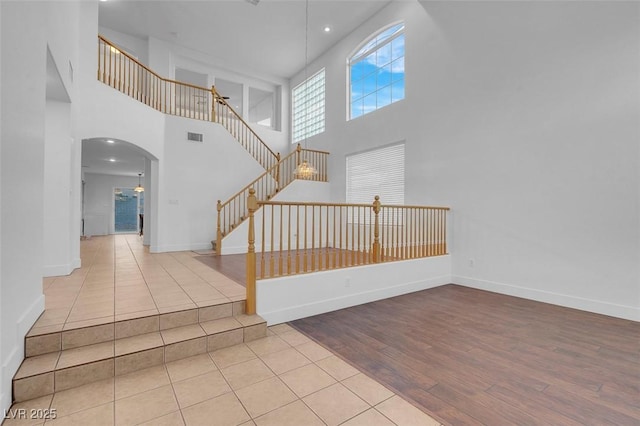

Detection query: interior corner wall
(44, 100), (74, 277)
(1, 1), (47, 414)
(299, 1), (640, 321)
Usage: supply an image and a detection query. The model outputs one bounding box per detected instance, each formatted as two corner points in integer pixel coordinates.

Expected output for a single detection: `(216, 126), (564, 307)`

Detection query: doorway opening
(114, 188), (144, 233)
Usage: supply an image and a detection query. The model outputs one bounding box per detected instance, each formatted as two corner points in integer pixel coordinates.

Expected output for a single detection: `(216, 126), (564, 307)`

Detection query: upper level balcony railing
(97, 35), (278, 171)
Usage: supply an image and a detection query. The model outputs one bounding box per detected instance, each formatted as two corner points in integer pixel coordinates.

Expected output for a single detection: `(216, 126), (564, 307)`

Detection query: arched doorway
(81, 137), (158, 246)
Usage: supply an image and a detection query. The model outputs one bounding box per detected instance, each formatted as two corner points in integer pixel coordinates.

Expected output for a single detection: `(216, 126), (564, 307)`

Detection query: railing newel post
(211, 85), (217, 123)
(246, 188), (258, 315)
(372, 195), (381, 263)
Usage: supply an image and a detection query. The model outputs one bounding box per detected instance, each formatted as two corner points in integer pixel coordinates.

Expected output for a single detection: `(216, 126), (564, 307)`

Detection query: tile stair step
(13, 314), (266, 403)
(24, 299), (248, 358)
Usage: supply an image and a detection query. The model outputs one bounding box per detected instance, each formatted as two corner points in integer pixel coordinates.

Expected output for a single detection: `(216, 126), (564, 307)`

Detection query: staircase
(214, 144), (329, 254)
(12, 301), (266, 402)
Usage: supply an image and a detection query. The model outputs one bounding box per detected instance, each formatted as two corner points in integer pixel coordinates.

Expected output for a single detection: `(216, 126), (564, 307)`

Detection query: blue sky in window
(350, 33), (405, 118)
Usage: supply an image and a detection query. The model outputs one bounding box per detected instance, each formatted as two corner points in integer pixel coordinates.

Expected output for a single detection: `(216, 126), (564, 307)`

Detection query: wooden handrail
(212, 93), (277, 160)
(246, 193), (450, 309)
(215, 145), (330, 252)
(97, 35), (278, 170)
(260, 200), (450, 209)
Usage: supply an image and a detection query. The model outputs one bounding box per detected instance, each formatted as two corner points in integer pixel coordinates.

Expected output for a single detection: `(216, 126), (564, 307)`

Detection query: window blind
(346, 143), (405, 205)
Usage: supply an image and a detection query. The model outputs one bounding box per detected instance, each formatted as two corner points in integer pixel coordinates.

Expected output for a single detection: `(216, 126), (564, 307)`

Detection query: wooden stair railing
(216, 144), (329, 253)
(244, 193), (450, 313)
(97, 35), (278, 171)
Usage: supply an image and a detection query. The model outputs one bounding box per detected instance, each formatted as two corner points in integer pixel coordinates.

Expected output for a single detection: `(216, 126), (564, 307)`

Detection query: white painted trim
(43, 263), (74, 277)
(1, 346), (19, 414)
(151, 242), (214, 253)
(453, 275), (640, 322)
(220, 244), (247, 255)
(71, 257), (81, 270)
(18, 295), (45, 337)
(258, 255), (452, 324)
(1, 294), (44, 412)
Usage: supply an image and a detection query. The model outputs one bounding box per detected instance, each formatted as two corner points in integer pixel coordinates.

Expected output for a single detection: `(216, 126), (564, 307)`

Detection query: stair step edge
(25, 300), (250, 357)
(15, 316), (266, 380)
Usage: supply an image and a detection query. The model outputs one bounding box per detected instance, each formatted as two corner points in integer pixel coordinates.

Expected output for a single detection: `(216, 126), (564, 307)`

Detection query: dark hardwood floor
(196, 253), (247, 286)
(290, 285), (640, 425)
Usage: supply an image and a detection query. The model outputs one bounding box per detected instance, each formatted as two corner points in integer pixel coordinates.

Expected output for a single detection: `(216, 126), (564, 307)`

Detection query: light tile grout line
(122, 234), (162, 317)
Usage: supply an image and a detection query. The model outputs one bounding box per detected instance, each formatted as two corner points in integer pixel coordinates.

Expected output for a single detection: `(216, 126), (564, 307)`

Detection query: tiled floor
(4, 235), (441, 426)
(33, 235), (246, 335)
(5, 326), (440, 425)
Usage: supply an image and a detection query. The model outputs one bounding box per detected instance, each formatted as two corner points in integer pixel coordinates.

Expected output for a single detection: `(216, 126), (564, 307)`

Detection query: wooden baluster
(325, 206), (330, 269)
(311, 206), (316, 271)
(246, 188), (258, 315)
(287, 205), (292, 275)
(279, 205), (283, 275)
(270, 205), (274, 277)
(216, 200), (222, 254)
(303, 206), (308, 272)
(339, 206), (343, 268)
(295, 205), (300, 274)
(260, 202), (266, 279)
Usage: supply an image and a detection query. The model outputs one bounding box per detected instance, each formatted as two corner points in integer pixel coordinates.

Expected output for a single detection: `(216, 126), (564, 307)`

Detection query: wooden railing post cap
(247, 188), (258, 211)
(216, 200), (222, 210)
(296, 144), (302, 152)
(373, 195), (381, 213)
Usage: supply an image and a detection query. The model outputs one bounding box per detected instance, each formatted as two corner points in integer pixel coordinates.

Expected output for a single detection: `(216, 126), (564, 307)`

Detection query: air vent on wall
(187, 132), (203, 143)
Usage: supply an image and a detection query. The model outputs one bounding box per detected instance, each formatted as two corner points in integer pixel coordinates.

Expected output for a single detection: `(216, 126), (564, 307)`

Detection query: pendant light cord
(303, 0), (309, 152)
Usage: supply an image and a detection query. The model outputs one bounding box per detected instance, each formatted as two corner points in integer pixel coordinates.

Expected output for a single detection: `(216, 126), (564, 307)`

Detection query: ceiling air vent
(187, 132), (203, 143)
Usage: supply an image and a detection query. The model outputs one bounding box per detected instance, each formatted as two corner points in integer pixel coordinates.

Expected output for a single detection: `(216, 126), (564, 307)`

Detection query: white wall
(44, 100), (76, 276)
(98, 26), (149, 65)
(295, 1), (640, 321)
(0, 0), (81, 413)
(158, 115), (265, 252)
(83, 173), (139, 236)
(258, 254), (452, 325)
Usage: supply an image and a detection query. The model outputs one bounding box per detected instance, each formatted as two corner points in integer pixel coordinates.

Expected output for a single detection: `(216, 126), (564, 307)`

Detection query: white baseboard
(150, 242), (214, 253)
(1, 294), (45, 413)
(219, 244), (246, 255)
(43, 262), (74, 277)
(71, 257), (81, 270)
(453, 275), (640, 322)
(259, 275), (450, 325)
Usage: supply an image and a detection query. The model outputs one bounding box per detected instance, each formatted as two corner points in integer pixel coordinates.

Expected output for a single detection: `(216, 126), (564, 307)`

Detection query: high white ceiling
(90, 0), (392, 176)
(98, 0), (392, 80)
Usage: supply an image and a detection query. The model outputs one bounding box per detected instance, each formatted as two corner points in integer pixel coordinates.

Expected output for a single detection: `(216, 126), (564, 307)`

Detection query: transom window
(349, 23), (405, 120)
(292, 69), (325, 143)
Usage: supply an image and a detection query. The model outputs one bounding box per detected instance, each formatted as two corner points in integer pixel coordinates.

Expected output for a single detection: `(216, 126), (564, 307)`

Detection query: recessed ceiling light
(323, 26), (332, 33)
(106, 139), (114, 143)
(109, 158), (116, 162)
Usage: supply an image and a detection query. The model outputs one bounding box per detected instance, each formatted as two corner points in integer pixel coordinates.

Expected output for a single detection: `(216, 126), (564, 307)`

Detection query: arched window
(349, 23), (405, 120)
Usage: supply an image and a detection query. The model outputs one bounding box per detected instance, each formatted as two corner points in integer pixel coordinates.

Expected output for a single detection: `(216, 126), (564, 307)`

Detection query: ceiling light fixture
(294, 0), (318, 180)
(109, 158), (116, 162)
(323, 26), (331, 33)
(134, 173), (144, 193)
(106, 139), (114, 143)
